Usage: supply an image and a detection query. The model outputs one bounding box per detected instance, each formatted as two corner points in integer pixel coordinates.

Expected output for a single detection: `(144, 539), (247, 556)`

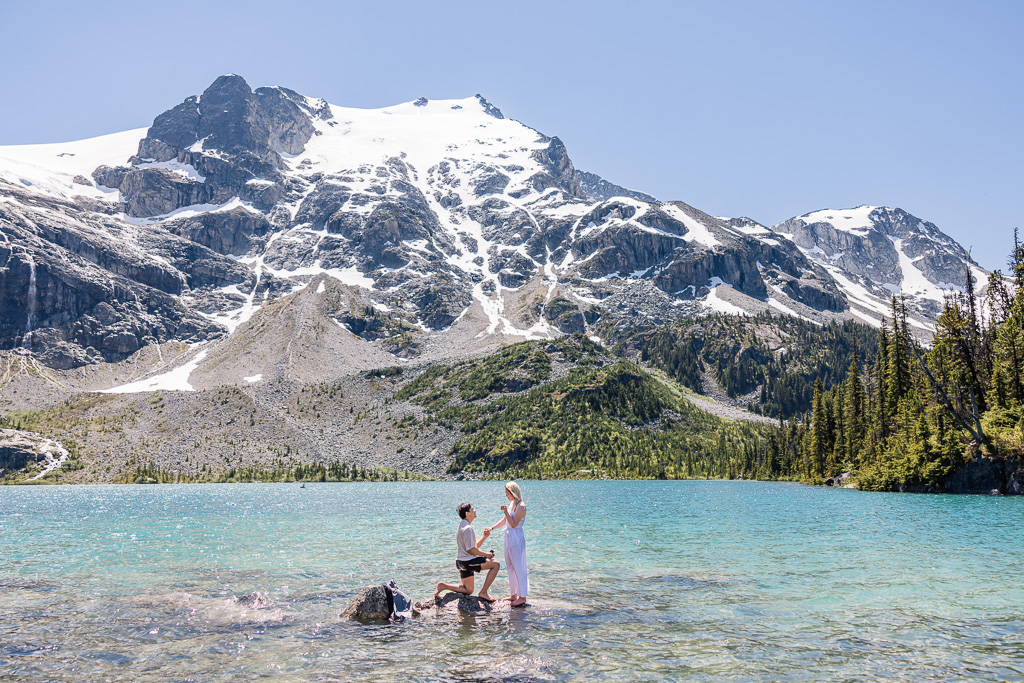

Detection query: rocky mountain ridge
(0, 75), (987, 387)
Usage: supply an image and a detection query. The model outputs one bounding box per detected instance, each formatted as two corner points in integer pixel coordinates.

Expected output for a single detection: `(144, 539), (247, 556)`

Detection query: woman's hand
(482, 527), (491, 537)
(500, 505), (508, 512)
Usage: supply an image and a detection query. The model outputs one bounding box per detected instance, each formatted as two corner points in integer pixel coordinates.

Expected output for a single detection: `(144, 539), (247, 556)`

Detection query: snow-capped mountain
(0, 75), (986, 380)
(770, 206), (988, 330)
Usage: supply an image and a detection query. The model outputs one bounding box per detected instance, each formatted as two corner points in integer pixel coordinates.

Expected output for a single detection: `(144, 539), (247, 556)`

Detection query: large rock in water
(342, 583), (513, 620)
(341, 582), (415, 621)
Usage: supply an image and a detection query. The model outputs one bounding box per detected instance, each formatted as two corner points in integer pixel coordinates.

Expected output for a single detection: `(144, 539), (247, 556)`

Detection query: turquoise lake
(1, 480), (1022, 681)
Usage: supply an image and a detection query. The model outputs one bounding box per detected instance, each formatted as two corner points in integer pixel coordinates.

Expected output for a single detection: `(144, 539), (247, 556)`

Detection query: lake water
(1, 481), (1022, 681)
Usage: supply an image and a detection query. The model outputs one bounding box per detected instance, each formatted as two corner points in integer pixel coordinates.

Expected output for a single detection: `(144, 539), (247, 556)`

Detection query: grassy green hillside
(397, 336), (776, 479)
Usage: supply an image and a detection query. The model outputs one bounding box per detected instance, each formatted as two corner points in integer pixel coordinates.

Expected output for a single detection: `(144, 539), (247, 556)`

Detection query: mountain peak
(771, 205), (984, 330)
(203, 74), (252, 99)
(794, 205), (884, 235)
(0, 76), (990, 371)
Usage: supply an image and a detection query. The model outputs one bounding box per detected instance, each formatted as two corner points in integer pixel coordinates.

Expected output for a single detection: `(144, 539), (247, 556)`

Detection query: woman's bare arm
(485, 517), (507, 533)
(501, 504), (526, 528)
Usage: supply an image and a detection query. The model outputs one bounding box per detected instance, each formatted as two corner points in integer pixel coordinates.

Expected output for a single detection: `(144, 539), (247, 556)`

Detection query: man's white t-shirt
(456, 520), (477, 561)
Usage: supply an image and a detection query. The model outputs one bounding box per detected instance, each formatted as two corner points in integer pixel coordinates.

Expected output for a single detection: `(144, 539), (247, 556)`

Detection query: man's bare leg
(478, 560), (500, 602)
(435, 575), (474, 598)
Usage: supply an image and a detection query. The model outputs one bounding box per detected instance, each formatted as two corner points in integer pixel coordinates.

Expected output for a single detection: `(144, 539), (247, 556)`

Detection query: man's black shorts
(456, 557), (486, 579)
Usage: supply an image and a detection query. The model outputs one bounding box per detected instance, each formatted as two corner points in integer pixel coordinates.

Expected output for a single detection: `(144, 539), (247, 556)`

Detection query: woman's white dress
(504, 501), (529, 597)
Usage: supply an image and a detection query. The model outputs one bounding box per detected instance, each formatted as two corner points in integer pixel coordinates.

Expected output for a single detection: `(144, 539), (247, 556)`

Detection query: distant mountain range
(0, 75), (986, 386)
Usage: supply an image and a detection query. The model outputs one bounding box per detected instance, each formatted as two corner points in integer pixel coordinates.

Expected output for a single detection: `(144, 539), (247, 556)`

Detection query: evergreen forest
(787, 238), (1024, 491)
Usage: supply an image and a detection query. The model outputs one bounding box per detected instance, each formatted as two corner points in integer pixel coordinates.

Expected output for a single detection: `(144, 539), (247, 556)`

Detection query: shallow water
(1, 481), (1022, 681)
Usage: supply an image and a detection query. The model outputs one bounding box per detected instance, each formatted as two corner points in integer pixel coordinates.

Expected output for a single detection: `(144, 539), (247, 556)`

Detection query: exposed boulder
(1009, 464), (1024, 495)
(341, 582), (415, 621)
(824, 472), (852, 487)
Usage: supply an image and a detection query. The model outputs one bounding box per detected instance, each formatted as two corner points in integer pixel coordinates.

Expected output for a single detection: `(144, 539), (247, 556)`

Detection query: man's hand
(500, 505), (508, 513)
(482, 527), (491, 537)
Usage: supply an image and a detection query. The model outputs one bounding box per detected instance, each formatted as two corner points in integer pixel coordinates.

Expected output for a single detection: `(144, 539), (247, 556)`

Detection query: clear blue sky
(2, 0), (1020, 270)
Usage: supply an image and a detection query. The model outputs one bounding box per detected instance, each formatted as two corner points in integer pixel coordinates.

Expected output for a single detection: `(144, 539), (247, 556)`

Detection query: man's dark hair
(457, 502), (472, 519)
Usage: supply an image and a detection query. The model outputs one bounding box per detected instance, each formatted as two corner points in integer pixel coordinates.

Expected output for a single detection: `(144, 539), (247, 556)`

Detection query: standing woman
(486, 481), (529, 606)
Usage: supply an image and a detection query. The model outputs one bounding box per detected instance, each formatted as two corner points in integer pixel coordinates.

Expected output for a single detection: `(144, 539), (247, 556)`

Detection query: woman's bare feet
(510, 597), (527, 607)
(478, 592), (497, 603)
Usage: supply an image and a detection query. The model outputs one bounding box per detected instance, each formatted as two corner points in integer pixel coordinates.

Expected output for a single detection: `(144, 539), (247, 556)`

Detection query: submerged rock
(414, 592), (512, 616)
(231, 591), (274, 609)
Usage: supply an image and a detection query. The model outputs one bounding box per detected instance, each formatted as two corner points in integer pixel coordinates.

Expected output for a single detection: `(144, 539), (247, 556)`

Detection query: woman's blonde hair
(505, 481), (523, 503)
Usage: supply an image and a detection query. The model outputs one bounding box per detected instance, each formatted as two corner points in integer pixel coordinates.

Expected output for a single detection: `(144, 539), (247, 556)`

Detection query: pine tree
(842, 334), (866, 469)
(809, 378), (827, 479)
(884, 297), (912, 416)
(874, 320), (890, 445)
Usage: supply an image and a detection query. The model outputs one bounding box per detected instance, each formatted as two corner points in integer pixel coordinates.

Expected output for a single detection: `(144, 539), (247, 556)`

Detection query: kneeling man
(435, 502), (499, 603)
